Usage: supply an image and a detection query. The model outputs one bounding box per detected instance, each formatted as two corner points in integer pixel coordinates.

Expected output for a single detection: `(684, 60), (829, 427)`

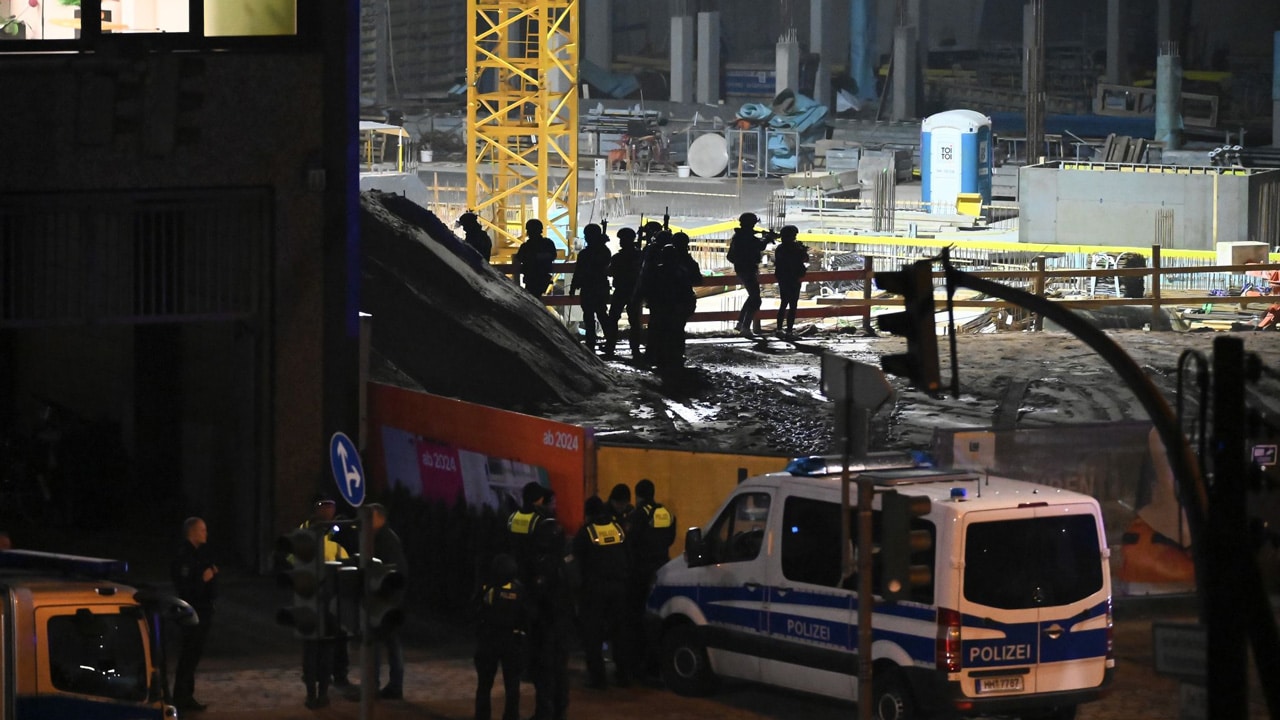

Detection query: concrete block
(1216, 242), (1269, 265)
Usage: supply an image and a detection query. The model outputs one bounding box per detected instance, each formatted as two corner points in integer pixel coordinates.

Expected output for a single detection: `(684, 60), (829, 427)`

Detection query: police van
(646, 454), (1114, 720)
(0, 549), (192, 719)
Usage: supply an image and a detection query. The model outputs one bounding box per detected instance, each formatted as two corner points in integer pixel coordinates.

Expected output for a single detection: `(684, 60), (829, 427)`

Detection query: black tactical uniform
(570, 224), (616, 352)
(624, 479), (677, 678)
(772, 225), (809, 336)
(728, 212), (775, 337)
(515, 219), (557, 297)
(607, 228), (643, 357)
(574, 496), (631, 688)
(474, 554), (528, 720)
(528, 519), (575, 720)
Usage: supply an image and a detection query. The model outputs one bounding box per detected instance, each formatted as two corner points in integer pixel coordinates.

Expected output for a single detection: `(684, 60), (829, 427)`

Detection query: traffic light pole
(358, 505), (374, 720)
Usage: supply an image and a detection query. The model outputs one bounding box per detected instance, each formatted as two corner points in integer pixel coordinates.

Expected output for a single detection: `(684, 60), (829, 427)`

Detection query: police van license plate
(977, 676), (1024, 693)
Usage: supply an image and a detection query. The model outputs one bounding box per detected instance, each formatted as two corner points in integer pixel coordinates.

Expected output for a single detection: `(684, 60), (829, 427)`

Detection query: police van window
(964, 514), (1103, 610)
(781, 496), (849, 587)
(46, 610), (148, 701)
(706, 492), (771, 563)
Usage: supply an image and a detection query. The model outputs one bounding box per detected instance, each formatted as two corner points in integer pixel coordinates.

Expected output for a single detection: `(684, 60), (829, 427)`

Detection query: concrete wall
(1018, 162), (1280, 250)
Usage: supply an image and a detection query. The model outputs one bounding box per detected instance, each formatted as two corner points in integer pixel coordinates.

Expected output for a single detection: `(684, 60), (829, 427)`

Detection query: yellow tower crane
(467, 0), (580, 263)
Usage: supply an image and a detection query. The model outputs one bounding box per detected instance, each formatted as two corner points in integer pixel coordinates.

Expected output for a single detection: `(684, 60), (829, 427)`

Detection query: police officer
(171, 517), (219, 713)
(727, 212), (776, 338)
(569, 223), (616, 354)
(473, 553), (528, 720)
(772, 225), (809, 338)
(457, 211), (493, 263)
(607, 483), (633, 529)
(646, 232), (701, 368)
(527, 518), (575, 720)
(507, 481), (554, 585)
(295, 495), (352, 708)
(607, 227), (642, 357)
(574, 496), (631, 689)
(515, 219), (557, 297)
(624, 479), (677, 680)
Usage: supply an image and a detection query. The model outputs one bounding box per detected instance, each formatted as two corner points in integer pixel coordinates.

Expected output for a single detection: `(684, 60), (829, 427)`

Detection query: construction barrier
(367, 383), (590, 532)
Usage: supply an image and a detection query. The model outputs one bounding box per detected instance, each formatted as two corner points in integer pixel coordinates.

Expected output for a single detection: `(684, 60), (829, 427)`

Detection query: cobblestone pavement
(188, 575), (1272, 720)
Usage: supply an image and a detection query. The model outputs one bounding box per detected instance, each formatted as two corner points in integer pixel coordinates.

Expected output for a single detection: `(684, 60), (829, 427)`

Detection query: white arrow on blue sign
(329, 432), (366, 507)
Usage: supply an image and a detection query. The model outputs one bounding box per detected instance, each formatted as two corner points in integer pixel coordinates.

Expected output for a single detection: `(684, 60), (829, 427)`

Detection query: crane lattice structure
(467, 0), (579, 261)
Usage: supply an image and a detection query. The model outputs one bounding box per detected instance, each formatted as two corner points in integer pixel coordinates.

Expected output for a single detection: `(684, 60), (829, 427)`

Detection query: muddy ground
(534, 328), (1280, 458)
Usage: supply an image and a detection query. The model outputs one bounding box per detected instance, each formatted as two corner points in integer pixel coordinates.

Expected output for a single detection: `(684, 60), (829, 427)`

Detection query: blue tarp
(737, 92), (829, 174)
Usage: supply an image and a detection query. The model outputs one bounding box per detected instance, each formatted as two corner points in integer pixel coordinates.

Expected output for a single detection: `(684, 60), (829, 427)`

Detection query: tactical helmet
(617, 227), (637, 245)
(739, 212), (759, 225)
(526, 218), (544, 234)
(584, 223), (603, 240)
(457, 211), (479, 227)
(780, 225), (799, 238)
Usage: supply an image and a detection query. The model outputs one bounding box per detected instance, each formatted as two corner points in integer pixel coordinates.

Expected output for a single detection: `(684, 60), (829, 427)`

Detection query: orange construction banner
(367, 383), (590, 531)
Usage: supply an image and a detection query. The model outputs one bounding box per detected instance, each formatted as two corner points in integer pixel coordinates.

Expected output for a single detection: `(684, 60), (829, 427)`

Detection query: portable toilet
(921, 109), (993, 214)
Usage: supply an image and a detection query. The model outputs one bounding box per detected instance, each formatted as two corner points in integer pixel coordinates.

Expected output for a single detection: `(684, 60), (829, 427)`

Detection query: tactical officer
(507, 481), (554, 586)
(473, 553), (528, 720)
(526, 517), (575, 720)
(607, 227), (643, 357)
(574, 496), (631, 689)
(631, 230), (673, 366)
(772, 225), (809, 337)
(727, 212), (776, 338)
(457, 212), (493, 263)
(646, 232), (701, 368)
(624, 479), (677, 679)
(569, 223), (616, 354)
(515, 219), (557, 297)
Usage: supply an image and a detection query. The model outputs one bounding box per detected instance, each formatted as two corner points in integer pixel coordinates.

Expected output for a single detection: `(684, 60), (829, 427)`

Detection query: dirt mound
(360, 191), (613, 409)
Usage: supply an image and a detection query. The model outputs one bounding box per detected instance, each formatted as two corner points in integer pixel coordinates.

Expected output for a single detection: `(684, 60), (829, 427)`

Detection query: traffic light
(364, 560), (406, 633)
(275, 526), (326, 638)
(879, 490), (933, 602)
(332, 561), (363, 638)
(875, 259), (942, 395)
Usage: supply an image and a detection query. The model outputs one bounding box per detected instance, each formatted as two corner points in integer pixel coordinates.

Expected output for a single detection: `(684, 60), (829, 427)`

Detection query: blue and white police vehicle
(647, 454), (1114, 720)
(0, 550), (194, 719)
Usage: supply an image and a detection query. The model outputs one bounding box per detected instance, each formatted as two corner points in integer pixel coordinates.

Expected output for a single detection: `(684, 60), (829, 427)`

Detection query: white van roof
(742, 466), (1100, 515)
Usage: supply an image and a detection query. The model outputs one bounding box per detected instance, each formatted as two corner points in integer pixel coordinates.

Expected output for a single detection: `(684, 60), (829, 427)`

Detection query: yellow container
(956, 192), (983, 217)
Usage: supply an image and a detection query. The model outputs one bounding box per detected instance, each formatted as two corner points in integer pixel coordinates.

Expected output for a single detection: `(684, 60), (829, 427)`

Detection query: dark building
(0, 1), (360, 570)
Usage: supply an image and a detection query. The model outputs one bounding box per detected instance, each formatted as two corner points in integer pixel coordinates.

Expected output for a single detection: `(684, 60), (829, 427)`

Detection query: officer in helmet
(515, 219), (556, 297)
(726, 212), (776, 338)
(456, 211), (493, 263)
(608, 227), (643, 357)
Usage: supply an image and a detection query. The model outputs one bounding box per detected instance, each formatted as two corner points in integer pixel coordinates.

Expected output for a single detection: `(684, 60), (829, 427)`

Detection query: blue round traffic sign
(329, 432), (366, 507)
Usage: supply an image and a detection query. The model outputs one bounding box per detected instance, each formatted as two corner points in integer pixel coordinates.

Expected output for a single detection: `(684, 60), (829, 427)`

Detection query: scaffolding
(466, 0), (579, 261)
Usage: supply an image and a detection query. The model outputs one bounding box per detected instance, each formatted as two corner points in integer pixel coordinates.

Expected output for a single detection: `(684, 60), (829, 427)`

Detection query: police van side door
(32, 605), (156, 717)
(760, 493), (856, 700)
(695, 490), (774, 683)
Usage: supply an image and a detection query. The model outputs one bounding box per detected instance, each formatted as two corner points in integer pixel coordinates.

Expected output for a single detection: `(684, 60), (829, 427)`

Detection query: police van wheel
(871, 669), (916, 720)
(660, 624), (717, 697)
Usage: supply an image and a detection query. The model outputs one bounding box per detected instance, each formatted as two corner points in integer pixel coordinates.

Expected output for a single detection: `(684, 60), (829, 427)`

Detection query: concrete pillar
(1105, 0), (1123, 85)
(697, 12), (721, 105)
(1157, 0), (1171, 45)
(849, 0), (877, 101)
(776, 29), (801, 96)
(891, 25), (917, 120)
(810, 0), (832, 105)
(671, 15), (695, 103)
(582, 0), (613, 72)
(1155, 45), (1183, 150)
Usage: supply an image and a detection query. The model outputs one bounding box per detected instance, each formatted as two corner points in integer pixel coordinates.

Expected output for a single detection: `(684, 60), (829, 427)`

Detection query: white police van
(0, 550), (193, 720)
(647, 454), (1114, 720)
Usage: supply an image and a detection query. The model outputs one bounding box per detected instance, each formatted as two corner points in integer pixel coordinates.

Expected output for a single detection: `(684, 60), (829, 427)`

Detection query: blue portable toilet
(921, 109), (993, 213)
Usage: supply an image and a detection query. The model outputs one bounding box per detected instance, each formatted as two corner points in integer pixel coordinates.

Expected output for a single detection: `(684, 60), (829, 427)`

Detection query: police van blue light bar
(0, 549), (128, 578)
(785, 451), (925, 477)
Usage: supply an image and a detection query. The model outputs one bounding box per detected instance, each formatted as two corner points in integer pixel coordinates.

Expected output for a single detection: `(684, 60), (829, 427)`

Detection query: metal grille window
(1, 190), (270, 327)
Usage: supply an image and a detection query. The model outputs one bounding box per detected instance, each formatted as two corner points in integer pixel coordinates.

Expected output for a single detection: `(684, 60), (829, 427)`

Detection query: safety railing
(495, 246), (1280, 333)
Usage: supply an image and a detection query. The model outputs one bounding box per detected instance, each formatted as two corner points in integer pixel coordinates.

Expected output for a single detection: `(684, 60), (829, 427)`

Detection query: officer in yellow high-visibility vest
(294, 495), (352, 708)
(573, 495), (631, 689)
(507, 481), (554, 586)
(624, 479), (677, 680)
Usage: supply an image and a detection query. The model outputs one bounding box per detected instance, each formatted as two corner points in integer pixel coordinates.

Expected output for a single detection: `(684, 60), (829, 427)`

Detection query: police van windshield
(963, 515), (1103, 610)
(47, 609), (149, 702)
